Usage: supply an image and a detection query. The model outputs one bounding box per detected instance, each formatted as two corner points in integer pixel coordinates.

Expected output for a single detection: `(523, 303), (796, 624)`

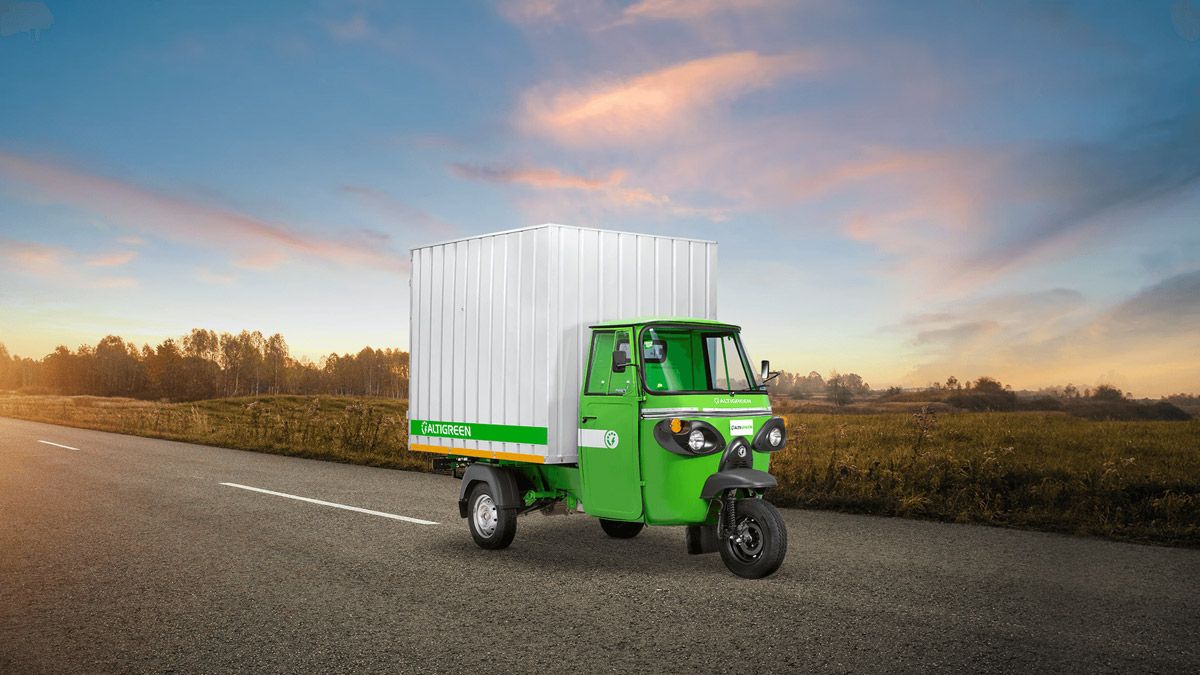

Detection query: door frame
(578, 327), (644, 520)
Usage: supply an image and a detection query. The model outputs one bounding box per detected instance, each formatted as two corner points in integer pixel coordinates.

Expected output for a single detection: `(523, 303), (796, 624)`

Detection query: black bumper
(699, 468), (778, 499)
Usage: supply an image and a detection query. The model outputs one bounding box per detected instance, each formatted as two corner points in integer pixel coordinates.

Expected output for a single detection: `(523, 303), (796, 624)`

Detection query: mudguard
(457, 464), (522, 518)
(699, 468), (778, 499)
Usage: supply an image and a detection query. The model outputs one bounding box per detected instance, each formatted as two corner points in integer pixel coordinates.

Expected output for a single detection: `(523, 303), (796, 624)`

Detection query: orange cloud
(450, 162), (727, 220)
(0, 238), (140, 289)
(451, 163), (622, 190)
(0, 152), (406, 274)
(804, 149), (1007, 289)
(521, 50), (819, 146)
(621, 0), (784, 22)
(1, 239), (64, 274)
(793, 151), (945, 201)
(86, 251), (137, 267)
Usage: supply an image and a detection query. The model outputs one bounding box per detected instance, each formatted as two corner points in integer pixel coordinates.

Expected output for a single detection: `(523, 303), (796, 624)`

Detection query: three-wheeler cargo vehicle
(409, 224), (788, 578)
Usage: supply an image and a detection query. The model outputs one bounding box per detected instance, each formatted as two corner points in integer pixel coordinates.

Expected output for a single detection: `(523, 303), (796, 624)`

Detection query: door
(578, 328), (643, 520)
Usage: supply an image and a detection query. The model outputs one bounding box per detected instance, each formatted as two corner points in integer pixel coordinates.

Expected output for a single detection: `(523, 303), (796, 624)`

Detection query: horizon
(2, 2), (1198, 398)
(2, 323), (1194, 399)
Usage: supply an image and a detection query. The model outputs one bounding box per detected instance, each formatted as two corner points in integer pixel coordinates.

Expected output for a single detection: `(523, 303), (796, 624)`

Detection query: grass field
(2, 393), (1197, 546)
(0, 393), (426, 472)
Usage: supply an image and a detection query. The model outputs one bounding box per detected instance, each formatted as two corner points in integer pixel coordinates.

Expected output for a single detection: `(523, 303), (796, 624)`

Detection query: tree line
(768, 369), (871, 405)
(0, 329), (409, 401)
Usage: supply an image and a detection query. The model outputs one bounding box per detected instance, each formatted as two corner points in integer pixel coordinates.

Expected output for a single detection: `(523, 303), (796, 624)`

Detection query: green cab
(449, 318), (789, 579)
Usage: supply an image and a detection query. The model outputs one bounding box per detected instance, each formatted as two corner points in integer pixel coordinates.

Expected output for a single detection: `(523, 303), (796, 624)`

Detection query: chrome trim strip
(640, 408), (773, 419)
(639, 408), (701, 418)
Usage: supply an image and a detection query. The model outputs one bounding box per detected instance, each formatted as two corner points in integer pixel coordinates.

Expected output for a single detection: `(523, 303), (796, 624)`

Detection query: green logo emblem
(604, 430), (619, 449)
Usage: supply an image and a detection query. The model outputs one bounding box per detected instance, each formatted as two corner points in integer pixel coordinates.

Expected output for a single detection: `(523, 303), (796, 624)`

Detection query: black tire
(466, 482), (517, 549)
(599, 518), (644, 539)
(718, 498), (787, 579)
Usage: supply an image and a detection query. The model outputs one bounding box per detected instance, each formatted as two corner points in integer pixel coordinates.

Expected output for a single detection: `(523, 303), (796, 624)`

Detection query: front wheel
(466, 482), (517, 549)
(599, 519), (644, 539)
(719, 499), (787, 579)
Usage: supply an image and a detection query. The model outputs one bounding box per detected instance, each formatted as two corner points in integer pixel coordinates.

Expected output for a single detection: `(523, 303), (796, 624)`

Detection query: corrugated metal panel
(409, 224), (717, 464)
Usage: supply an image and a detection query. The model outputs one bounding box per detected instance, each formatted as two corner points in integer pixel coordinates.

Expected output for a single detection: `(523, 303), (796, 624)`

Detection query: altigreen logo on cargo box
(410, 419), (548, 445)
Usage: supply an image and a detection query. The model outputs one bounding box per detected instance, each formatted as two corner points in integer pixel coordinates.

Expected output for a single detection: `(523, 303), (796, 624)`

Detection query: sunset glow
(1, 1), (1197, 396)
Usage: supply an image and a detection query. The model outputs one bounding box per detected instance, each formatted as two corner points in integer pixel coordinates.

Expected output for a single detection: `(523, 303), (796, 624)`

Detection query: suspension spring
(723, 491), (738, 535)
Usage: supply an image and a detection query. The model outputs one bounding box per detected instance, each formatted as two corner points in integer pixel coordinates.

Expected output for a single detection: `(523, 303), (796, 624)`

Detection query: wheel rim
(729, 516), (765, 562)
(472, 493), (498, 537)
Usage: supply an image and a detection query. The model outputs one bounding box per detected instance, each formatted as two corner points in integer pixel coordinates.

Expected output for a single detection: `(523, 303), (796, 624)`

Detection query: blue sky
(1, 0), (1198, 396)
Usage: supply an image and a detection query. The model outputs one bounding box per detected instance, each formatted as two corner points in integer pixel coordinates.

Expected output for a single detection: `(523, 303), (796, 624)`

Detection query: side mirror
(761, 360), (779, 385)
(612, 348), (631, 373)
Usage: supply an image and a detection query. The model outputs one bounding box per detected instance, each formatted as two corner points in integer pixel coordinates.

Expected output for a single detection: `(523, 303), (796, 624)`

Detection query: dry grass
(0, 393), (427, 471)
(769, 409), (1200, 546)
(2, 394), (1197, 546)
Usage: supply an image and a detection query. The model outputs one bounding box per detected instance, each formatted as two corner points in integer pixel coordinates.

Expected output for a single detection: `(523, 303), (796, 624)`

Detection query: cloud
(234, 250), (288, 270)
(117, 236), (145, 246)
(884, 288), (1085, 338)
(620, 0), (784, 23)
(913, 320), (1001, 347)
(960, 109), (1200, 278)
(450, 162), (727, 220)
(893, 275), (1199, 396)
(0, 238), (64, 274)
(520, 50), (820, 146)
(0, 152), (407, 274)
(0, 237), (140, 289)
(450, 163), (622, 190)
(1104, 268), (1200, 336)
(974, 288), (1086, 321)
(0, 1), (53, 37)
(86, 251), (137, 267)
(340, 185), (456, 234)
(792, 150), (949, 201)
(799, 110), (1200, 291)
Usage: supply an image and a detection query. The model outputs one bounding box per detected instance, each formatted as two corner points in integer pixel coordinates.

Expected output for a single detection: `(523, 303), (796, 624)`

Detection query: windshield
(639, 326), (760, 394)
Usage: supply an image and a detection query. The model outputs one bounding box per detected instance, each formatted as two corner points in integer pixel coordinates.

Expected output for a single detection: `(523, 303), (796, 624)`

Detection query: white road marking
(38, 440), (80, 451)
(219, 482), (439, 525)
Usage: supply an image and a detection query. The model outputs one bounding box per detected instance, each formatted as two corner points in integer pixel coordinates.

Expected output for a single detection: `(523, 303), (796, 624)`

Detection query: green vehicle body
(453, 317), (781, 529)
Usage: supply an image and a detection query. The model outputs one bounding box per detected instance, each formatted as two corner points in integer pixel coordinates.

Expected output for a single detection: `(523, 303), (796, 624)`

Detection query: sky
(0, 0), (1198, 397)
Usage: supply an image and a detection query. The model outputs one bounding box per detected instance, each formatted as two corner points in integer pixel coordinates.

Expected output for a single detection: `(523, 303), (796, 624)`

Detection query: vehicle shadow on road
(428, 514), (803, 582)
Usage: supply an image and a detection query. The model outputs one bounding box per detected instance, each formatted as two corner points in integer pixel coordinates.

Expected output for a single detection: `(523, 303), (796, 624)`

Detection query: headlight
(768, 427), (783, 448)
(653, 419), (726, 457)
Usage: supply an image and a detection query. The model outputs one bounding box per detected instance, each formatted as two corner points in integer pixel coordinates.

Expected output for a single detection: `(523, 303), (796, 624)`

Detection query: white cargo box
(408, 224), (718, 465)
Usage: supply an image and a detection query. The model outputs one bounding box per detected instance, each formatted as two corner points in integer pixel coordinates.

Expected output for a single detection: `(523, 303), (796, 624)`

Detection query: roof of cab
(589, 317), (740, 329)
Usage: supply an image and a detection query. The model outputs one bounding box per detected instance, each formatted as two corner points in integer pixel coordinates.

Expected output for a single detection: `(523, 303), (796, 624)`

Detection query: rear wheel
(466, 482), (517, 549)
(719, 498), (787, 579)
(599, 518), (644, 539)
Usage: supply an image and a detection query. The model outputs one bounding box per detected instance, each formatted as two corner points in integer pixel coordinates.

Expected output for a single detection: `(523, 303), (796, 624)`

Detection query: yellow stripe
(409, 443), (546, 464)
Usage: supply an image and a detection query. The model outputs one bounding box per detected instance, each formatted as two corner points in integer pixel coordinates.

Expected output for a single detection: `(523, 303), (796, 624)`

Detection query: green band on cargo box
(409, 419), (548, 445)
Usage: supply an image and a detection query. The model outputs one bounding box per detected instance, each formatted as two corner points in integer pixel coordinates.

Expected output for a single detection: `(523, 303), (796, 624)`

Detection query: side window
(705, 335), (750, 391)
(610, 334), (632, 395)
(585, 330), (634, 396)
(585, 331), (616, 395)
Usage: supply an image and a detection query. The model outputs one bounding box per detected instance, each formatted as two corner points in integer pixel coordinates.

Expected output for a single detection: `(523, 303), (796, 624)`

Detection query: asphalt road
(1, 418), (1197, 674)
